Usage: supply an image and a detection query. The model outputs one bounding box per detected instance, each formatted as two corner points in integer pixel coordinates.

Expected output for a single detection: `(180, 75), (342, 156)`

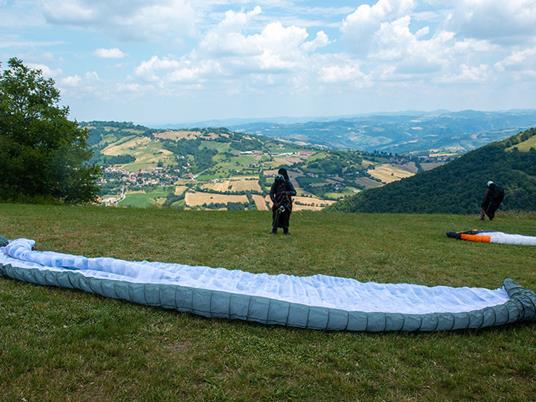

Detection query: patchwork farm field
(200, 177), (262, 193)
(91, 122), (438, 211)
(185, 191), (249, 208)
(0, 203), (535, 401)
(368, 163), (416, 183)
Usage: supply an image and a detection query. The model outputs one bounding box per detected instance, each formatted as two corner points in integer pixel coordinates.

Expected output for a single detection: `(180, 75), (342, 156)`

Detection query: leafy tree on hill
(0, 58), (100, 202)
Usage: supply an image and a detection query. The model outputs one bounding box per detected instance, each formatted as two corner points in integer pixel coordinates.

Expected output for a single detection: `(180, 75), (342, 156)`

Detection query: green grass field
(1, 204), (535, 401)
(118, 188), (171, 208)
(512, 135), (536, 152)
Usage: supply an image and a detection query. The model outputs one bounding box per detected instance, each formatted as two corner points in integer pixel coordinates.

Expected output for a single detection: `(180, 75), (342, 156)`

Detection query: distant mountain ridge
(331, 128), (536, 214)
(227, 110), (536, 155)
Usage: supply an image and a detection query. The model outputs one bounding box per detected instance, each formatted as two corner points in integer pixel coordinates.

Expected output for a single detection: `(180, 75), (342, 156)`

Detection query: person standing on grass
(270, 168), (296, 235)
(480, 181), (505, 221)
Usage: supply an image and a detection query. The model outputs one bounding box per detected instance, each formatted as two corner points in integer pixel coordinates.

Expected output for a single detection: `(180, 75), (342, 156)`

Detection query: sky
(1, 0), (536, 124)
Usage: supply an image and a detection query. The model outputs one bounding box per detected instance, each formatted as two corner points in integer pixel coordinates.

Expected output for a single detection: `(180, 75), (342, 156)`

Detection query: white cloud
(16, 0), (536, 117)
(135, 56), (221, 84)
(42, 0), (195, 40)
(27, 63), (62, 78)
(42, 0), (95, 24)
(133, 5), (333, 90)
(337, 1), (516, 84)
(115, 82), (154, 94)
(319, 64), (365, 83)
(449, 0), (536, 43)
(58, 71), (99, 92)
(0, 37), (64, 49)
(452, 38), (498, 53)
(198, 7), (329, 74)
(302, 31), (329, 52)
(94, 48), (125, 59)
(135, 56), (181, 82)
(341, 0), (415, 51)
(61, 74), (82, 87)
(496, 47), (536, 71)
(441, 64), (491, 83)
(369, 16), (455, 76)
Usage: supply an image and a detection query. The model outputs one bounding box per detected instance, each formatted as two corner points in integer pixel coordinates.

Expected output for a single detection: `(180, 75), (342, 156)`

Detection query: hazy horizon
(99, 108), (536, 128)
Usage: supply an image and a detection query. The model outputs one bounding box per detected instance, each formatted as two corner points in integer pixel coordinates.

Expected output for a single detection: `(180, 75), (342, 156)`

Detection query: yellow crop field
(368, 164), (415, 184)
(264, 195), (335, 211)
(263, 169), (280, 177)
(508, 136), (536, 152)
(229, 178), (262, 192)
(252, 195), (268, 211)
(155, 131), (222, 141)
(174, 186), (188, 196)
(102, 137), (150, 156)
(185, 191), (248, 208)
(154, 131), (201, 140)
(292, 196), (336, 211)
(201, 177), (262, 193)
(201, 182), (229, 192)
(102, 137), (175, 171)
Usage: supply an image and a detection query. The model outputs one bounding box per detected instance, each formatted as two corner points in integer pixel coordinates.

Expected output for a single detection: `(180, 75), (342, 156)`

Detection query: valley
(227, 110), (536, 154)
(87, 122), (445, 211)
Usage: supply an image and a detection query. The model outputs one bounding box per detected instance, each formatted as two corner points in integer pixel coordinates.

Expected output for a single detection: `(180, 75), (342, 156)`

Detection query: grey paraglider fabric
(1, 238), (535, 332)
(0, 236), (8, 248)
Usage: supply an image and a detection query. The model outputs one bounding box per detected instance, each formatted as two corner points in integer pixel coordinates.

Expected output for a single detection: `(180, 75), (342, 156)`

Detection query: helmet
(487, 181), (494, 187)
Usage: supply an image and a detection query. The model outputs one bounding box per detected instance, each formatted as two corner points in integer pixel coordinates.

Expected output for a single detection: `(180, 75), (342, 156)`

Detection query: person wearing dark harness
(480, 181), (505, 221)
(269, 168), (297, 234)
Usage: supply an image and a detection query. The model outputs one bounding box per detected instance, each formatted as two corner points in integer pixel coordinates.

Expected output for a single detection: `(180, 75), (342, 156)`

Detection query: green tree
(0, 58), (100, 202)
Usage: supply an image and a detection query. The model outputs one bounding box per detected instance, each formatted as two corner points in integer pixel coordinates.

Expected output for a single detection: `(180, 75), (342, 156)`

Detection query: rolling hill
(332, 128), (536, 214)
(229, 110), (536, 155)
(84, 121), (425, 210)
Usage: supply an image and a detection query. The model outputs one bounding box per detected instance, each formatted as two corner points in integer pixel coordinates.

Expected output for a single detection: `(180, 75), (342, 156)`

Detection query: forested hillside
(332, 128), (536, 214)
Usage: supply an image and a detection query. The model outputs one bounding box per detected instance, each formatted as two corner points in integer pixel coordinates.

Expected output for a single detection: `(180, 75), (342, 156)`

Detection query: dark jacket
(270, 178), (297, 210)
(481, 183), (505, 209)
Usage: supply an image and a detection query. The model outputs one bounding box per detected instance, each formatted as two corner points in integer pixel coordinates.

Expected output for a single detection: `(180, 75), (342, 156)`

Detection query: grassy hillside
(1, 204), (535, 401)
(333, 128), (536, 214)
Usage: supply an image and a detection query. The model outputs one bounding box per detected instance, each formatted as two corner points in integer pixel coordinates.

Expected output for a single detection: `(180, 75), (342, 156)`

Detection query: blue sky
(1, 0), (536, 123)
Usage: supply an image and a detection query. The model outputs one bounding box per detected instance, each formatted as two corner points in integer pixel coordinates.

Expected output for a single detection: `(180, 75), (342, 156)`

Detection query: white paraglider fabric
(487, 232), (536, 246)
(0, 238), (510, 315)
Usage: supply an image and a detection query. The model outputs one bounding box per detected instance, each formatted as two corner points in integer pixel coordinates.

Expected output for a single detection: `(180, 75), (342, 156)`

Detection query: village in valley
(89, 122), (453, 211)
